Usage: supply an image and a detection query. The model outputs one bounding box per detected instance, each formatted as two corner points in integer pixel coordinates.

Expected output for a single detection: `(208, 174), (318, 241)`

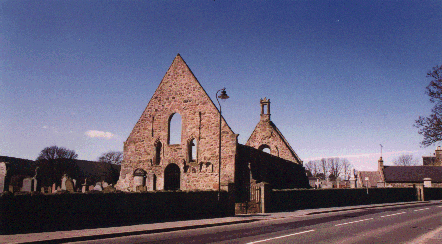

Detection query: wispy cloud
(304, 150), (418, 161)
(85, 130), (115, 139)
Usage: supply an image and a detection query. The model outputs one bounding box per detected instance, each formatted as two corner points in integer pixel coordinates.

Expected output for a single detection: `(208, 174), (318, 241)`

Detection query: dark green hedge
(0, 191), (234, 234)
(270, 188), (417, 212)
(424, 187), (442, 200)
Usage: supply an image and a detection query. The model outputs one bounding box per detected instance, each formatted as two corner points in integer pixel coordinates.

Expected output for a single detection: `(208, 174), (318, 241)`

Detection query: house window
(168, 113), (182, 145)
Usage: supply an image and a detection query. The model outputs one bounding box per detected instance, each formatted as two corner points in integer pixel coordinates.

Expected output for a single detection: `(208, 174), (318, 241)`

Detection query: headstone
(94, 184), (103, 191)
(57, 186), (61, 192)
(82, 185), (87, 193)
(32, 178), (38, 191)
(61, 175), (68, 190)
(102, 182), (109, 188)
(103, 186), (116, 193)
(22, 178), (32, 192)
(52, 183), (57, 193)
(0, 162), (7, 193)
(73, 179), (77, 187)
(65, 179), (75, 193)
(133, 176), (144, 188)
(89, 185), (95, 191)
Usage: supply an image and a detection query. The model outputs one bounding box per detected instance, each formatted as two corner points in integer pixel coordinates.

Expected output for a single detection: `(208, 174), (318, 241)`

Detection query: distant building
(356, 153), (442, 188)
(422, 146), (442, 166)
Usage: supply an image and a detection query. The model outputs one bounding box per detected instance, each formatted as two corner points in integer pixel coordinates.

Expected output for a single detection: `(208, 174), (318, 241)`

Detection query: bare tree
(341, 158), (352, 180)
(98, 151), (123, 185)
(36, 146), (79, 186)
(393, 154), (419, 166)
(328, 157), (344, 180)
(319, 158), (328, 178)
(37, 146), (78, 161)
(304, 160), (320, 177)
(415, 65), (442, 147)
(98, 151), (123, 165)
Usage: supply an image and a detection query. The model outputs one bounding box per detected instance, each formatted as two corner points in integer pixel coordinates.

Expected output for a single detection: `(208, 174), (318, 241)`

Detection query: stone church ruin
(116, 54), (309, 197)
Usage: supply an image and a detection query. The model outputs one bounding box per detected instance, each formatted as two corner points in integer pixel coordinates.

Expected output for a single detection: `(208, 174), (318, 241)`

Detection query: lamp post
(216, 88), (229, 201)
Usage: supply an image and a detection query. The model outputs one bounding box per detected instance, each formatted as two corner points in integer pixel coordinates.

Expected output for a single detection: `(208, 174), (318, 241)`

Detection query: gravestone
(52, 183), (57, 193)
(0, 162), (7, 193)
(89, 185), (95, 191)
(22, 178), (33, 192)
(57, 186), (61, 192)
(94, 184), (103, 191)
(32, 178), (38, 191)
(61, 175), (68, 190)
(65, 179), (75, 193)
(73, 179), (77, 187)
(82, 185), (87, 193)
(102, 182), (109, 188)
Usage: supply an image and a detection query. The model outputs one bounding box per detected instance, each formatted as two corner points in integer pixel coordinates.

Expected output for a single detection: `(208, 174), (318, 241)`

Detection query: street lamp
(216, 88), (229, 201)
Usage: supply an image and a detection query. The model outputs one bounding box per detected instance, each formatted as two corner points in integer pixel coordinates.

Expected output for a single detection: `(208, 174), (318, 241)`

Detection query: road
(72, 202), (442, 244)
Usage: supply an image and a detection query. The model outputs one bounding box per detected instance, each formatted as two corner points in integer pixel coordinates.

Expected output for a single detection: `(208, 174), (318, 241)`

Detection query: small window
(154, 141), (162, 165)
(188, 138), (197, 162)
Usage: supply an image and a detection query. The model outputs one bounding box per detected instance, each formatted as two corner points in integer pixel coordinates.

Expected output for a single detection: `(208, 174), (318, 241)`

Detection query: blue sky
(1, 1), (441, 171)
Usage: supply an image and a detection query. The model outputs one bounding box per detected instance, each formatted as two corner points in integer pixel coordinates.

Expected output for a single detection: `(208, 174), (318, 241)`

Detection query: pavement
(1, 201), (441, 244)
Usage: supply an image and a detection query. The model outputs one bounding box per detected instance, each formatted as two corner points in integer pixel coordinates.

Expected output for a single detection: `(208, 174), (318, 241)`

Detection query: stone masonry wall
(116, 54), (238, 191)
(246, 112), (301, 164)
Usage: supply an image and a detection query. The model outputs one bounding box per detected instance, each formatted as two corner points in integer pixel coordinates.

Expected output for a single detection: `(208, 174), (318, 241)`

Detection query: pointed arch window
(168, 113), (182, 145)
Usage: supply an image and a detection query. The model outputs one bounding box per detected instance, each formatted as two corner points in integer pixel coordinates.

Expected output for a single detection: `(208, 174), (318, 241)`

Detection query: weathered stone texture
(117, 54), (238, 191)
(0, 162), (6, 193)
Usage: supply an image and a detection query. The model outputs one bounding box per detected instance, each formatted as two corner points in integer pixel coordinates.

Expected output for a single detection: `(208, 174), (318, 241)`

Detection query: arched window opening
(168, 113), (182, 145)
(258, 144), (271, 154)
(188, 138), (197, 162)
(154, 141), (162, 165)
(164, 164), (180, 190)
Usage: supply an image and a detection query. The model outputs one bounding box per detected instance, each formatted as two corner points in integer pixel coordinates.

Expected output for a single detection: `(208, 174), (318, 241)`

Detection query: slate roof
(358, 171), (382, 187)
(383, 166), (442, 183)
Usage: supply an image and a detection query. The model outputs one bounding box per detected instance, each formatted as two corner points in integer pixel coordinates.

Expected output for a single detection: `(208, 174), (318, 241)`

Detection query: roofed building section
(422, 146), (442, 166)
(357, 171), (383, 188)
(383, 166), (442, 183)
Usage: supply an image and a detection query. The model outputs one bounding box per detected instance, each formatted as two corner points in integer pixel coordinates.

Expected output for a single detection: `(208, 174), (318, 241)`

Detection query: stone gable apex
(126, 54), (235, 143)
(245, 98), (301, 164)
(246, 119), (301, 164)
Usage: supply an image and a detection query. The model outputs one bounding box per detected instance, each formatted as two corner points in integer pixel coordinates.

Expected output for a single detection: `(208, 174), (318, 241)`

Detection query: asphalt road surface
(72, 202), (442, 244)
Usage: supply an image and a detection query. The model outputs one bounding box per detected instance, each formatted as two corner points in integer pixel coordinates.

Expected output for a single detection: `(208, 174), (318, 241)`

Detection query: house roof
(383, 166), (442, 183)
(358, 171), (382, 186)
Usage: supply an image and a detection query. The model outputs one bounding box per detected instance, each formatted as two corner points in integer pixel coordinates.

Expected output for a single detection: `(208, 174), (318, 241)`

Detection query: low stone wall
(270, 188), (417, 212)
(0, 191), (234, 234)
